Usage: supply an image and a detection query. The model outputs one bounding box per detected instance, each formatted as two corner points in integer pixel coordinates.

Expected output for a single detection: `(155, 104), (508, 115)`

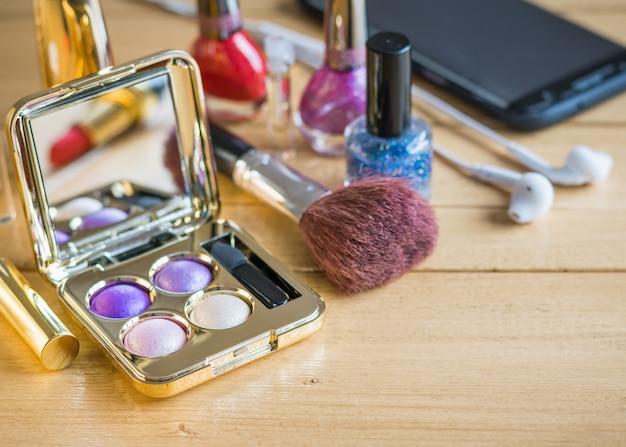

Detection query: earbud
(505, 142), (613, 186)
(411, 86), (613, 186)
(434, 145), (554, 224)
(505, 172), (554, 224)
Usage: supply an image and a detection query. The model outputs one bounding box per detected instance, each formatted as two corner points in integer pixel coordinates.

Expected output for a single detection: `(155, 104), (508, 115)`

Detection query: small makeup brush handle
(209, 124), (329, 221)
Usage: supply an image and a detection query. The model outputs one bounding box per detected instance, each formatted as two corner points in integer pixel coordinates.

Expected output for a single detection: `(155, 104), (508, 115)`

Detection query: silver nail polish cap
(324, 0), (367, 71)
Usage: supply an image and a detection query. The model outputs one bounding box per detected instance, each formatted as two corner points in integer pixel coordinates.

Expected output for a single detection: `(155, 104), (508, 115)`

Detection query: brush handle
(209, 124), (329, 221)
(209, 124), (254, 176)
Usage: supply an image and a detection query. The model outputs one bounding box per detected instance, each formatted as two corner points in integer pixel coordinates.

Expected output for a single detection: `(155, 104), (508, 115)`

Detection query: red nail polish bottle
(191, 0), (267, 123)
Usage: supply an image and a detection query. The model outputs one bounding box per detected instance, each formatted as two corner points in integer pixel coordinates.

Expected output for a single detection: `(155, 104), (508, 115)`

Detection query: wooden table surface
(1, 1), (625, 445)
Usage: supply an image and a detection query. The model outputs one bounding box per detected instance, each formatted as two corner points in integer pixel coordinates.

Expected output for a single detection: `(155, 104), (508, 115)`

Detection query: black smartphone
(299, 0), (626, 130)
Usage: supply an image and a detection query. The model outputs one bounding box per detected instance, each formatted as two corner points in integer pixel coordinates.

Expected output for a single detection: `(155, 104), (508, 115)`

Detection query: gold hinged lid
(5, 50), (220, 283)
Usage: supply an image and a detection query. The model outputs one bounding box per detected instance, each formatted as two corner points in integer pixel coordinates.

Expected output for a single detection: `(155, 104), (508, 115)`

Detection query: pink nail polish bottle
(294, 0), (367, 157)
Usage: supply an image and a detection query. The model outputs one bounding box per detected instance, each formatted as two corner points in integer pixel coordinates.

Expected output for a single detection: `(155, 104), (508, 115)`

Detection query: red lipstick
(50, 126), (92, 167)
(49, 79), (164, 168)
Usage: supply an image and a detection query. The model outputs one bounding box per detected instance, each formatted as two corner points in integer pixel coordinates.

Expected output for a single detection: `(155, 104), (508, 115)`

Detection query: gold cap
(33, 0), (114, 88)
(0, 257), (78, 370)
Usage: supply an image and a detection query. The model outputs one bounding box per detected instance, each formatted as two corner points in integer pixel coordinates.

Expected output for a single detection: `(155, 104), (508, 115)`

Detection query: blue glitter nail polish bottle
(344, 32), (433, 200)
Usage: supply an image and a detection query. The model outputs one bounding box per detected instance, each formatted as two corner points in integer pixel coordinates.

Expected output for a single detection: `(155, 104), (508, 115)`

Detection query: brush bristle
(300, 177), (438, 294)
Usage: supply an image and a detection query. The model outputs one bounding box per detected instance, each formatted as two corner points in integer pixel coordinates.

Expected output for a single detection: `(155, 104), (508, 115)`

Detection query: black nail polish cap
(365, 32), (412, 138)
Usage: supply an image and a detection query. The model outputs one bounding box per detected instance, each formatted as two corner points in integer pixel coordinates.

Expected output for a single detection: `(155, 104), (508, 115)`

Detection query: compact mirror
(6, 53), (325, 397)
(7, 51), (218, 276)
(33, 75), (182, 244)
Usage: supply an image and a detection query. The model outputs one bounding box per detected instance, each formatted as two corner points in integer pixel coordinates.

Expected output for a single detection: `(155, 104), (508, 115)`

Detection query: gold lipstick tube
(80, 80), (164, 148)
(0, 257), (79, 370)
(33, 0), (114, 88)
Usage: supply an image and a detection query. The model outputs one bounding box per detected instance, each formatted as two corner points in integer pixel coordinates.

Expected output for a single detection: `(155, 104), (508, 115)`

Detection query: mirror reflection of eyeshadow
(153, 258), (213, 293)
(90, 282), (152, 319)
(54, 229), (71, 244)
(123, 317), (188, 357)
(117, 193), (163, 208)
(79, 207), (128, 230)
(190, 293), (251, 330)
(54, 196), (103, 220)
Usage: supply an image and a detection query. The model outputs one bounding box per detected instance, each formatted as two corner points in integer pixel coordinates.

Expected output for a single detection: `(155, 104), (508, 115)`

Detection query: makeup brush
(207, 124), (438, 294)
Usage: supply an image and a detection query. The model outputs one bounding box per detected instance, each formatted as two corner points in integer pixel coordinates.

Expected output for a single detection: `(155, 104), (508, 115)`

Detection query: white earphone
(504, 141), (613, 186)
(434, 145), (554, 224)
(413, 86), (614, 186)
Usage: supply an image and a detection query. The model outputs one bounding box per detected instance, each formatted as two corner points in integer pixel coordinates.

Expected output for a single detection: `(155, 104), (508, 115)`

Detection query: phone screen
(300, 0), (626, 128)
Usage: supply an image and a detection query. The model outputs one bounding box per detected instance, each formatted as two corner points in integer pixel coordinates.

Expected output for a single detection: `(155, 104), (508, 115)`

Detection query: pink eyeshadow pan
(123, 317), (188, 357)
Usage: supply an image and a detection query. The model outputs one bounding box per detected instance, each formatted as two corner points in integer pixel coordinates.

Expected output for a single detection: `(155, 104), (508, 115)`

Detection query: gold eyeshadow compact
(4, 50), (325, 397)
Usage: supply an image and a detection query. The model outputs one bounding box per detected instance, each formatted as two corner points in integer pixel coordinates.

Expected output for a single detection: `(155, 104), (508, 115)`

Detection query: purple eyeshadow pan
(123, 317), (188, 357)
(79, 207), (128, 230)
(90, 282), (152, 319)
(153, 258), (213, 293)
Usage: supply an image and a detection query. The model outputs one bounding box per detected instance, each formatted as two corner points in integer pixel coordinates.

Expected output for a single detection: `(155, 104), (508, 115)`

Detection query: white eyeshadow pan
(190, 292), (252, 330)
(54, 196), (103, 220)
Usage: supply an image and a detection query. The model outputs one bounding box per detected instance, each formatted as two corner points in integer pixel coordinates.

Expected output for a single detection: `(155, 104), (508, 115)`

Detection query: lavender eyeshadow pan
(79, 207), (128, 230)
(153, 258), (213, 293)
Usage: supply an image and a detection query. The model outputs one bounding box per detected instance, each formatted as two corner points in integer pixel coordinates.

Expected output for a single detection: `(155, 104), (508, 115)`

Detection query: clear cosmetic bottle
(344, 32), (433, 200)
(264, 35), (296, 160)
(294, 0), (367, 157)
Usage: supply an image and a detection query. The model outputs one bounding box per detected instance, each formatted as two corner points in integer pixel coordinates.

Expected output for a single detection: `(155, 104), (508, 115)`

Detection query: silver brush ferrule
(232, 150), (330, 221)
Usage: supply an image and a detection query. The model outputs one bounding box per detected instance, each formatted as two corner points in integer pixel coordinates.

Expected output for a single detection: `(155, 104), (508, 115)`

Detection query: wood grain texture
(0, 0), (625, 446)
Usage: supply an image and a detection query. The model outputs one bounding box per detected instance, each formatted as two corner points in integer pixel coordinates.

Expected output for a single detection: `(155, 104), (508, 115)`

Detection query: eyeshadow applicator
(207, 124), (439, 294)
(209, 242), (289, 308)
